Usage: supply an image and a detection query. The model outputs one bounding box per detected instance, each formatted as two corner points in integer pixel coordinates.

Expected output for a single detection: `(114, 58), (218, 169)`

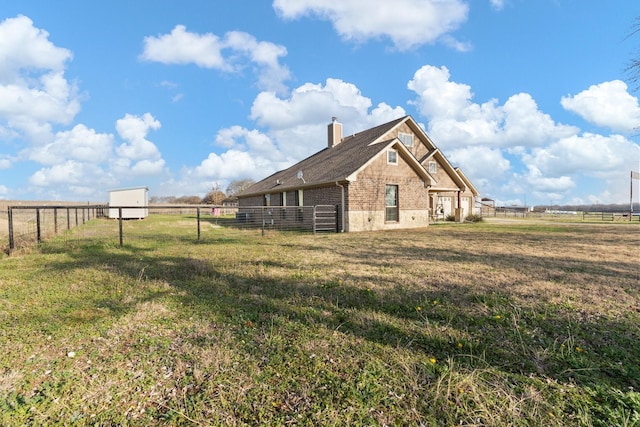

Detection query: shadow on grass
(38, 225), (640, 395)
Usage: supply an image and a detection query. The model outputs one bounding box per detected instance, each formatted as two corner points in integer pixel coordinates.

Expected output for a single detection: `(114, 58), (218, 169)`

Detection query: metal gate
(313, 205), (339, 233)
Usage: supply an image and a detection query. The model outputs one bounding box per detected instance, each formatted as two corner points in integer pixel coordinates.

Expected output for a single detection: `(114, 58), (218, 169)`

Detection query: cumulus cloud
(0, 16), (80, 144)
(273, 0), (469, 51)
(490, 0), (506, 11)
(115, 113), (162, 161)
(408, 65), (578, 148)
(172, 78), (406, 196)
(29, 160), (114, 189)
(523, 133), (639, 178)
(29, 124), (114, 165)
(446, 146), (511, 191)
(561, 80), (640, 133)
(407, 64), (640, 205)
(141, 25), (291, 93)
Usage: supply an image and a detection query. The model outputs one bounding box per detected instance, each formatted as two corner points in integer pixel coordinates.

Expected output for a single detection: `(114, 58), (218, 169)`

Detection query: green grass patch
(1, 216), (639, 425)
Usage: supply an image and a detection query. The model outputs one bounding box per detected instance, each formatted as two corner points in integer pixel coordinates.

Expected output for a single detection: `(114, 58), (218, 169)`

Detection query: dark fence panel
(3, 204), (339, 253)
(5, 205), (108, 252)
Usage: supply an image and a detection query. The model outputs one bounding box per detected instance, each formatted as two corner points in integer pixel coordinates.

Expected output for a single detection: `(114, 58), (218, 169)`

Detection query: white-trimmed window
(428, 161), (437, 174)
(387, 149), (398, 165)
(385, 184), (399, 222)
(398, 132), (413, 147)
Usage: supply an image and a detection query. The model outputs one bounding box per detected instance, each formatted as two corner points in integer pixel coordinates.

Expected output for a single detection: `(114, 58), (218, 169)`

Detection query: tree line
(149, 178), (255, 205)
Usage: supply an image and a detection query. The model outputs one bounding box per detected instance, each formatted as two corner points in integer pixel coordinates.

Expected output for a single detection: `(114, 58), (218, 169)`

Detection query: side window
(387, 149), (398, 165)
(398, 132), (413, 147)
(264, 194), (271, 206)
(429, 161), (437, 174)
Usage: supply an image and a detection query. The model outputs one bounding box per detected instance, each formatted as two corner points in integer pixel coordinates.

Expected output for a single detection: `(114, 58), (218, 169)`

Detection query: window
(398, 132), (413, 147)
(264, 194), (271, 206)
(385, 184), (399, 222)
(428, 161), (437, 174)
(387, 149), (398, 165)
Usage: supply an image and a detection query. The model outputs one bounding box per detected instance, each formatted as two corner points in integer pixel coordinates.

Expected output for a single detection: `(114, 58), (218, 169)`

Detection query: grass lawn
(1, 216), (639, 426)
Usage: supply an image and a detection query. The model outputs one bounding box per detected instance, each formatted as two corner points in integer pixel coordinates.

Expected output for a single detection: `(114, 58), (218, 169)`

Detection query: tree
(626, 17), (640, 92)
(226, 178), (255, 196)
(201, 184), (227, 205)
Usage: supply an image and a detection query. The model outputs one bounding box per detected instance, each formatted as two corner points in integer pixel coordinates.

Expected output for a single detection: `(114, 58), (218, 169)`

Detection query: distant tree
(149, 196), (176, 204)
(202, 184), (227, 205)
(226, 178), (255, 196)
(175, 196), (202, 204)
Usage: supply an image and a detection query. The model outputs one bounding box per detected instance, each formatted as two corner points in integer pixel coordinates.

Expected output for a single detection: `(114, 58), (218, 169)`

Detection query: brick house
(237, 115), (479, 232)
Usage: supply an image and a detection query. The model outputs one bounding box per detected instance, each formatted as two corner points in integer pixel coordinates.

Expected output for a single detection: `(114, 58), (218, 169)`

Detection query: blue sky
(1, 0), (639, 206)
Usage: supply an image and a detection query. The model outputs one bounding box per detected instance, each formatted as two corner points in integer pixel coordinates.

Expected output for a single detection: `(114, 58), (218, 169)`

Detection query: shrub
(445, 214), (456, 222)
(465, 214), (483, 223)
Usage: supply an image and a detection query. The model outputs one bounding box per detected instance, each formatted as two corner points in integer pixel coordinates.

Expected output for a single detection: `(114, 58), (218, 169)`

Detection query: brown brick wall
(349, 151), (429, 212)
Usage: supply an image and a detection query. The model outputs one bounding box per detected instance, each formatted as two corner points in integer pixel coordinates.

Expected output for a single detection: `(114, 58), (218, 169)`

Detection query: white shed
(108, 187), (149, 219)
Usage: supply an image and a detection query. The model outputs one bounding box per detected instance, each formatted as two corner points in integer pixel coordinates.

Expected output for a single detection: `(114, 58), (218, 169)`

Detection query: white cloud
(29, 160), (112, 188)
(490, 0), (506, 11)
(273, 0), (469, 51)
(29, 124), (114, 165)
(447, 146), (510, 191)
(524, 133), (639, 178)
(561, 80), (640, 133)
(0, 15), (72, 80)
(170, 79), (406, 197)
(524, 166), (575, 193)
(141, 26), (291, 93)
(115, 113), (162, 161)
(408, 65), (577, 148)
(0, 16), (80, 144)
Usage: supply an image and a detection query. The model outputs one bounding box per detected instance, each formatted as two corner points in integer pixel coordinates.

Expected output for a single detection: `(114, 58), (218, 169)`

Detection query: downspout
(335, 182), (345, 232)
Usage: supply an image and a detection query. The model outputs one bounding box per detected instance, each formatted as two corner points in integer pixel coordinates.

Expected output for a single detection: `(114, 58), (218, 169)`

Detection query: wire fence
(3, 204), (340, 253)
(3, 205), (107, 253)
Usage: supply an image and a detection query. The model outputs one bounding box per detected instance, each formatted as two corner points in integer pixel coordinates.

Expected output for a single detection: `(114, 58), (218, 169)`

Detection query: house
(237, 115), (479, 232)
(108, 187), (149, 219)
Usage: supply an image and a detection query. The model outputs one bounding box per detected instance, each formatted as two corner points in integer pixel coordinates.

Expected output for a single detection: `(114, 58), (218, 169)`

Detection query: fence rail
(5, 205), (107, 252)
(4, 204), (340, 253)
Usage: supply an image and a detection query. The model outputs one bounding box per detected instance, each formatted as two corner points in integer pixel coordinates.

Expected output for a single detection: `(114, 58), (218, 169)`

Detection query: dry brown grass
(1, 217), (639, 425)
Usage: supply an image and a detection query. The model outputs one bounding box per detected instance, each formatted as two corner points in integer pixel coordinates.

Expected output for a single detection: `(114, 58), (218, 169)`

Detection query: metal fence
(4, 205), (107, 252)
(3, 204), (340, 253)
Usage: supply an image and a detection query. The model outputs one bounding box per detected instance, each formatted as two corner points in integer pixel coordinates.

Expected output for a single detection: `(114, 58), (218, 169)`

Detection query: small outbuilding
(108, 187), (149, 219)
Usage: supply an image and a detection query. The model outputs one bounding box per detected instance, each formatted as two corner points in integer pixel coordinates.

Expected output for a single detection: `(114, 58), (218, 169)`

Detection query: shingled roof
(240, 116), (410, 197)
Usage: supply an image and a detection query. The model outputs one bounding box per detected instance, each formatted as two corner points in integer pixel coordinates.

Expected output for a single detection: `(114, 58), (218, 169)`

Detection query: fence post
(336, 204), (340, 233)
(75, 208), (78, 226)
(313, 206), (317, 234)
(8, 207), (14, 251)
(67, 207), (71, 230)
(197, 207), (201, 241)
(36, 208), (42, 244)
(54, 208), (58, 235)
(261, 207), (265, 236)
(119, 207), (123, 247)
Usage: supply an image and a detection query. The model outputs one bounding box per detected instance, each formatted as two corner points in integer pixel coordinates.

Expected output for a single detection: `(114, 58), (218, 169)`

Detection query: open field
(1, 216), (639, 425)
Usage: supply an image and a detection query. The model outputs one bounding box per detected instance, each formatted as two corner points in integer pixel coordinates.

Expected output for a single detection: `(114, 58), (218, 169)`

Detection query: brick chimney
(327, 117), (342, 148)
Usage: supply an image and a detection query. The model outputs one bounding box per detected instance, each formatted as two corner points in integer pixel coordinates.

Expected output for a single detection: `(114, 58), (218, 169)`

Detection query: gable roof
(239, 115), (467, 197)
